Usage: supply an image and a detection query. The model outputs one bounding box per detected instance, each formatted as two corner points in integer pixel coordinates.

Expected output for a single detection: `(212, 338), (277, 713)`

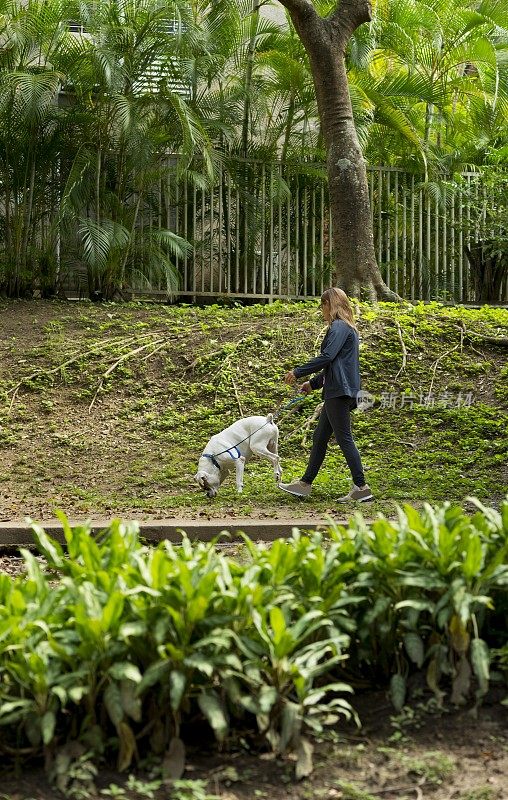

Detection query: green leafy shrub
(0, 497), (506, 786)
(0, 516), (354, 782)
(328, 497), (508, 709)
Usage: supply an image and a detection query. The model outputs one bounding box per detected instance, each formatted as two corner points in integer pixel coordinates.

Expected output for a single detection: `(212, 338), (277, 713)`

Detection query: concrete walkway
(0, 516), (361, 547)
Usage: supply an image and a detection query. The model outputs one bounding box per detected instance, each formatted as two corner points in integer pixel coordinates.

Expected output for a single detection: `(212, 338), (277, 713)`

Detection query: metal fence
(64, 159), (508, 303)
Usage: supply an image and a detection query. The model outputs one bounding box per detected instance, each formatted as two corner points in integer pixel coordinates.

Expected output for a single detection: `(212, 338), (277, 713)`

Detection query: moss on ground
(0, 298), (506, 519)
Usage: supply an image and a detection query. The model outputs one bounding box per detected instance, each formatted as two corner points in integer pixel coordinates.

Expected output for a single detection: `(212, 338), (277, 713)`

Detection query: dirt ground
(1, 299), (507, 526)
(0, 693), (506, 800)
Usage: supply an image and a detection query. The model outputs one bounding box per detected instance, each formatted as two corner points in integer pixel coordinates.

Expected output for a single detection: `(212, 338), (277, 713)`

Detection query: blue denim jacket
(293, 319), (361, 399)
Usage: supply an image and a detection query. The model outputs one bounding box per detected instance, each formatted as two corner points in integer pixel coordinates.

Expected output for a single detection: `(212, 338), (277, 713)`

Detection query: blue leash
(272, 393), (308, 420)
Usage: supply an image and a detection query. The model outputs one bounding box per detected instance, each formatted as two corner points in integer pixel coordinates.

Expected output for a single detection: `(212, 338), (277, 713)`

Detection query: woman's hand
(300, 381), (312, 394)
(284, 370), (296, 385)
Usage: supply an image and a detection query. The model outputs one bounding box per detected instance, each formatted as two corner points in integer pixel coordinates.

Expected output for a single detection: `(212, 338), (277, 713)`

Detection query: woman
(279, 287), (373, 503)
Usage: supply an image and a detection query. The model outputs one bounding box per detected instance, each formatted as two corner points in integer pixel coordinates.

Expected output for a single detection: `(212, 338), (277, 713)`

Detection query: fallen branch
(426, 328), (463, 400)
(394, 321), (408, 379)
(6, 333), (156, 413)
(231, 373), (244, 417)
(88, 339), (165, 412)
(286, 402), (323, 446)
(456, 323), (508, 347)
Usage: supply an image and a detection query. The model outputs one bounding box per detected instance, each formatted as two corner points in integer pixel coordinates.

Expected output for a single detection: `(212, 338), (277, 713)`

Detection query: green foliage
(0, 496), (506, 787)
(329, 497), (508, 706)
(0, 0), (507, 298)
(0, 515), (355, 782)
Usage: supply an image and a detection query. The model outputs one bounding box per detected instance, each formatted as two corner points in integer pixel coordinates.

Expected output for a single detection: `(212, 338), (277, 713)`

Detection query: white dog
(194, 414), (282, 497)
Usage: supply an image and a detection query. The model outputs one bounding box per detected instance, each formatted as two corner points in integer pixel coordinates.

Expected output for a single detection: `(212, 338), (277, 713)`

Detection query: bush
(0, 498), (506, 784)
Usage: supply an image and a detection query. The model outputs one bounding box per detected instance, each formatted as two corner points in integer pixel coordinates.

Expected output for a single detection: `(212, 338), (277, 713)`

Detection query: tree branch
(331, 0), (372, 26)
(277, 0), (316, 17)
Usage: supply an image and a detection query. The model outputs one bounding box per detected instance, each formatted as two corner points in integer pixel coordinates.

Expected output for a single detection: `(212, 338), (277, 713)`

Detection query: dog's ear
(195, 474), (207, 490)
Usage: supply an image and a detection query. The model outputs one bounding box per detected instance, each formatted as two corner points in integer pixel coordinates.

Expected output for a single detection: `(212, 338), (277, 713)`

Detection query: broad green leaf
(390, 673), (406, 712)
(109, 663), (142, 684)
(198, 692), (228, 741)
(104, 683), (124, 727)
(269, 606), (286, 644)
(170, 670), (187, 712)
(138, 661), (170, 694)
(463, 534), (483, 580)
(471, 638), (490, 697)
(121, 681), (142, 723)
(280, 700), (300, 752)
(28, 521), (64, 568)
(258, 685), (278, 714)
(41, 710), (56, 745)
(404, 632), (425, 667)
(102, 593), (125, 632)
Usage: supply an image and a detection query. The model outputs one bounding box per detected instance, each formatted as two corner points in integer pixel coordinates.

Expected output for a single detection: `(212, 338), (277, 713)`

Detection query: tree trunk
(277, 0), (399, 300)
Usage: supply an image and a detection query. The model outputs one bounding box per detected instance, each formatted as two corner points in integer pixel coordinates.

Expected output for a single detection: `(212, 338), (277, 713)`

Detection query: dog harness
(203, 446), (241, 471)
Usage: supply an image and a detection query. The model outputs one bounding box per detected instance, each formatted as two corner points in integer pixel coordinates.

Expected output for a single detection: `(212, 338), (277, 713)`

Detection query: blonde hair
(321, 287), (358, 330)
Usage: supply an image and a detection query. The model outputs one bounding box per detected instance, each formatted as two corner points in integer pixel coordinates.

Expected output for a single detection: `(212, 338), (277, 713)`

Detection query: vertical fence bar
(410, 175), (415, 300)
(261, 163), (266, 296)
(303, 185), (308, 297)
(191, 182), (197, 297)
(450, 189), (455, 300)
(295, 180), (300, 296)
(235, 179), (240, 294)
(226, 170), (231, 293)
(394, 171), (399, 294)
(434, 193), (439, 299)
(465, 174), (471, 301)
(243, 168), (248, 295)
(269, 165), (274, 300)
(386, 169), (391, 289)
(311, 183), (316, 297)
(320, 182), (325, 296)
(201, 186), (206, 293)
(287, 167), (291, 296)
(278, 162), (282, 297)
(328, 194), (333, 289)
(458, 183), (463, 303)
(369, 168), (374, 227)
(418, 183), (424, 298)
(377, 168), (383, 269)
(426, 189), (431, 300)
(209, 173), (214, 294)
(183, 179), (189, 294)
(442, 187), (447, 300)
(218, 165), (223, 293)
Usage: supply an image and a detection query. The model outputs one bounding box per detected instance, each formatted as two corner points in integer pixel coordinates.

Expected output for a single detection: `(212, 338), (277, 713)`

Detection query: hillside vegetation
(0, 299), (506, 521)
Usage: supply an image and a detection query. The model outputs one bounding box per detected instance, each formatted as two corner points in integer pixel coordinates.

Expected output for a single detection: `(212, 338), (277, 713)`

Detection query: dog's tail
(266, 413), (274, 423)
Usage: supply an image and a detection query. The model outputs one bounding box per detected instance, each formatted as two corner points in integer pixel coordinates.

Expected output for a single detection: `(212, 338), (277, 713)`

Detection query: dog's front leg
(235, 456), (246, 493)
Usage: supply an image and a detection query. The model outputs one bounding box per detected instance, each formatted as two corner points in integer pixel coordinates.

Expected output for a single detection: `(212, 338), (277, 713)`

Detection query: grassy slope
(0, 299), (506, 520)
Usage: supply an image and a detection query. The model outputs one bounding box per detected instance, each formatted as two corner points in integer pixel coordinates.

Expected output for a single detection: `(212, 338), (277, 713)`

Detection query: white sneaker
(278, 480), (312, 498)
(337, 484), (374, 503)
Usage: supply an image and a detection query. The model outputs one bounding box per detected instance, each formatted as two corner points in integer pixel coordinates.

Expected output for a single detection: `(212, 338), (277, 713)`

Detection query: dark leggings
(301, 396), (366, 487)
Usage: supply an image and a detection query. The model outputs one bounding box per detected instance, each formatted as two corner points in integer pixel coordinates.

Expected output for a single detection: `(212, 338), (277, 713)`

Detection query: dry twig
(395, 321), (408, 379)
(426, 329), (463, 400)
(88, 339), (165, 412)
